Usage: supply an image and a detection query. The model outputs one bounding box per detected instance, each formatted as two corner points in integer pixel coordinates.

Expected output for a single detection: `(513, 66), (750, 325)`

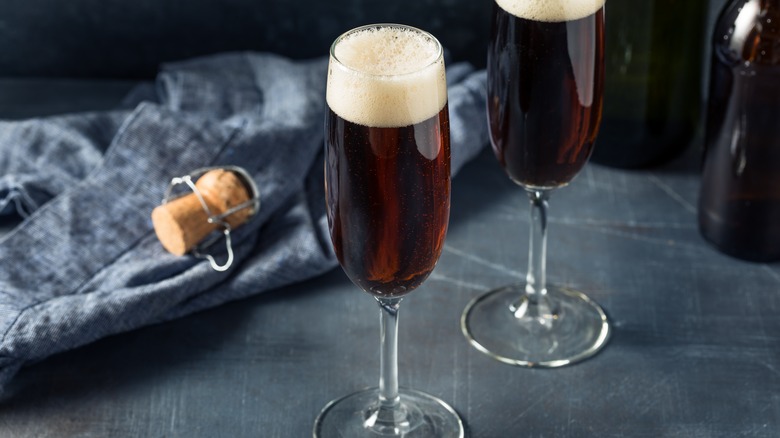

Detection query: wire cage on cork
(151, 166), (260, 272)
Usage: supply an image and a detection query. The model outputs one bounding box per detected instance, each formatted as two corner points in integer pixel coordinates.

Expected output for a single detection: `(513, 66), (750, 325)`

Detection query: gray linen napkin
(0, 52), (487, 390)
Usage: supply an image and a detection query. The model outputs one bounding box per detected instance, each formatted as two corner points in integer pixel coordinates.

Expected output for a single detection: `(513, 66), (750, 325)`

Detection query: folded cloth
(0, 52), (488, 390)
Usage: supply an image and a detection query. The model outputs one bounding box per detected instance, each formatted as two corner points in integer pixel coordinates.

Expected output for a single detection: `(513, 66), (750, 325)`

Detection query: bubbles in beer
(327, 25), (447, 128)
(496, 0), (605, 22)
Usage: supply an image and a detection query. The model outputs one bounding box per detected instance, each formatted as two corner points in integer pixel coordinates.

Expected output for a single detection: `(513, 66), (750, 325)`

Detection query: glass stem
(364, 297), (410, 434)
(513, 189), (558, 323)
(525, 189), (549, 304)
(379, 297), (401, 409)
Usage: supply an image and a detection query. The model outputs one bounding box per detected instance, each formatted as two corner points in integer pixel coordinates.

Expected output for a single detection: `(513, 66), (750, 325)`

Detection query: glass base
(461, 284), (610, 368)
(313, 387), (464, 437)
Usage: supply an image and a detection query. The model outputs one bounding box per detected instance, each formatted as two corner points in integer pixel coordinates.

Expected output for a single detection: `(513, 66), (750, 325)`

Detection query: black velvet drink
(460, 0), (610, 369)
(324, 26), (451, 298)
(487, 0), (605, 189)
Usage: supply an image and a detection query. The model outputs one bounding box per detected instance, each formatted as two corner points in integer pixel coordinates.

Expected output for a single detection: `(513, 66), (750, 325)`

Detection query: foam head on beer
(496, 0), (605, 22)
(327, 25), (447, 129)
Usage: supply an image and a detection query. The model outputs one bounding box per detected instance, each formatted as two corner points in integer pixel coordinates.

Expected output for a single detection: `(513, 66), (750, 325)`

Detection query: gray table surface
(0, 80), (778, 438)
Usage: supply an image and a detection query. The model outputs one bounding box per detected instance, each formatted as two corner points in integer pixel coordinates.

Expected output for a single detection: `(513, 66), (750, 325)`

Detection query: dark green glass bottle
(591, 0), (707, 168)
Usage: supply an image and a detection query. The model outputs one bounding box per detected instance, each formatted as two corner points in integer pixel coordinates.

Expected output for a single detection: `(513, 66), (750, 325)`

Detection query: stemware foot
(461, 284), (610, 367)
(314, 387), (464, 437)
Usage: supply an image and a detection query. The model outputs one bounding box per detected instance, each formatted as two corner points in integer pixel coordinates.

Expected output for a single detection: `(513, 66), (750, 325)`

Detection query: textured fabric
(0, 52), (488, 390)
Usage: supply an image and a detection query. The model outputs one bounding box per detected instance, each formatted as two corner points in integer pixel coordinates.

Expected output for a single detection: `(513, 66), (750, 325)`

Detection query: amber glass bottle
(698, 0), (780, 261)
(591, 0), (707, 168)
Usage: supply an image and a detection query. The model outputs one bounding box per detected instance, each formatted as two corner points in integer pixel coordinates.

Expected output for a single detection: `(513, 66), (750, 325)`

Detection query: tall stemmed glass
(461, 0), (610, 367)
(314, 24), (464, 437)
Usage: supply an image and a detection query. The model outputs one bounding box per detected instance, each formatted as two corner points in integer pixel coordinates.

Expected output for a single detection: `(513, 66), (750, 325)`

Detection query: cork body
(152, 169), (253, 256)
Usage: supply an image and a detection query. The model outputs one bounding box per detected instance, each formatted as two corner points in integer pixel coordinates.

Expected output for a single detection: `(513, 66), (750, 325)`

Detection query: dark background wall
(0, 0), (491, 79)
(0, 0), (730, 79)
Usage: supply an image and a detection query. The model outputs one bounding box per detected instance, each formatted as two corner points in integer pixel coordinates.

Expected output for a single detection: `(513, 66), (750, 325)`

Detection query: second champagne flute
(461, 0), (611, 367)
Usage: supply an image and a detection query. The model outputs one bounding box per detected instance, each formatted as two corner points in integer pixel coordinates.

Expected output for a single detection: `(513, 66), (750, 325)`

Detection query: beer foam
(327, 25), (447, 128)
(496, 0), (605, 22)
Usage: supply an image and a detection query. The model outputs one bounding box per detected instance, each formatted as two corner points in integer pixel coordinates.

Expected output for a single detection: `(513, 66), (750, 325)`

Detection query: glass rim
(329, 23), (444, 78)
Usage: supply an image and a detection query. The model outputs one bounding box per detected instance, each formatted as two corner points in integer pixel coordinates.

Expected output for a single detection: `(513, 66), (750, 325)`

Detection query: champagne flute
(314, 24), (464, 437)
(461, 0), (610, 367)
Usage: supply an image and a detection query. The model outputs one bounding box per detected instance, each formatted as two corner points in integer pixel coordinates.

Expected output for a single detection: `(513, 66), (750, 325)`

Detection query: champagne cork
(152, 169), (254, 256)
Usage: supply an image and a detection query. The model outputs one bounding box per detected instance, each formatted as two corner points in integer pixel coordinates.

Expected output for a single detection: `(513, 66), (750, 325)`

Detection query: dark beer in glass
(325, 106), (451, 297)
(487, 1), (605, 188)
(315, 24), (463, 438)
(462, 0), (610, 368)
